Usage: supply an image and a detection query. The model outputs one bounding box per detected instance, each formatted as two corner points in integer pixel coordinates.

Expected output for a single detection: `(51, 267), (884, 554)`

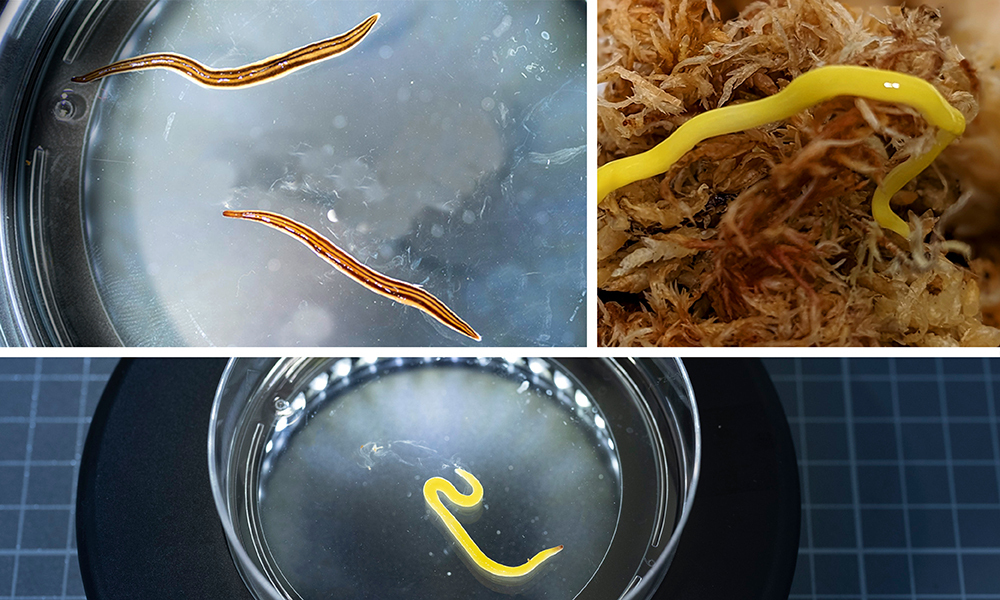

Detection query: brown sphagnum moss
(597, 0), (1000, 347)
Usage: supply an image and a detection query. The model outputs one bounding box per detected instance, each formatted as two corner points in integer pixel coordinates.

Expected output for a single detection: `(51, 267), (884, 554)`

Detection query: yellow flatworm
(423, 468), (563, 591)
(223, 209), (480, 341)
(597, 65), (967, 238)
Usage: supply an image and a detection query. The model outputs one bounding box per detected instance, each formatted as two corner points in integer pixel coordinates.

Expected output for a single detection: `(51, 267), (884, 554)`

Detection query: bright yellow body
(423, 468), (563, 587)
(597, 65), (967, 238)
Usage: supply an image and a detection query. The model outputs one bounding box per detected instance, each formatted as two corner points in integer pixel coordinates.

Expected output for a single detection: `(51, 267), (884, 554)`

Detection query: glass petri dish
(209, 358), (700, 600)
(1, 0), (585, 346)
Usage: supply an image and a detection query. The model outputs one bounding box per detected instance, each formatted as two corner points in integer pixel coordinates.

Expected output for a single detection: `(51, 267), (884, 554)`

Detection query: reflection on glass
(255, 357), (620, 599)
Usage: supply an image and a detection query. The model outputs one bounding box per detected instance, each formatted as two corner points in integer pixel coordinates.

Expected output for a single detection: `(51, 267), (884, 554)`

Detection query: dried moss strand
(597, 65), (967, 237)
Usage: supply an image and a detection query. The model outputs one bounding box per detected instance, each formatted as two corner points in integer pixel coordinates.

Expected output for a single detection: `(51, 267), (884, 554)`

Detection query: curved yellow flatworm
(597, 65), (967, 238)
(423, 468), (563, 591)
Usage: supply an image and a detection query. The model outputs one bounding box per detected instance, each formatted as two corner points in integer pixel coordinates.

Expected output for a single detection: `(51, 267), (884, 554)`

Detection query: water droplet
(54, 99), (74, 120)
(53, 90), (86, 122)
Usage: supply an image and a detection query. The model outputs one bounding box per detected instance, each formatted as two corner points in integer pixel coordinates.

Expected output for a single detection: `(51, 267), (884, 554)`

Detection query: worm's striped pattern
(222, 209), (481, 341)
(71, 14), (379, 88)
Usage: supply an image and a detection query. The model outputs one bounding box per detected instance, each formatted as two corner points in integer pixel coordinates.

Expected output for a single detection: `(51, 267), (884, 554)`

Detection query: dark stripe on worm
(222, 209), (481, 342)
(71, 13), (379, 88)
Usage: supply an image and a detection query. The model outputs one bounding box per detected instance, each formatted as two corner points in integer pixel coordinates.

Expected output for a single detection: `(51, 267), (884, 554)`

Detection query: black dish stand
(76, 358), (799, 600)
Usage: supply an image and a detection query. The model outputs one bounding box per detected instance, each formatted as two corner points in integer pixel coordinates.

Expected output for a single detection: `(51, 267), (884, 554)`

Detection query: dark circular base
(654, 359), (801, 600)
(76, 358), (799, 600)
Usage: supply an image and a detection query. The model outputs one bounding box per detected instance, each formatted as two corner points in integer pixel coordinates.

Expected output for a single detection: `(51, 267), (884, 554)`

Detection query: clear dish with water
(1, 0), (585, 346)
(209, 357), (700, 600)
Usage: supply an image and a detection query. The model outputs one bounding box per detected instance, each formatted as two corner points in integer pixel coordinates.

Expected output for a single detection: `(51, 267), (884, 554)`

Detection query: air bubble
(53, 90), (86, 122)
(54, 99), (74, 120)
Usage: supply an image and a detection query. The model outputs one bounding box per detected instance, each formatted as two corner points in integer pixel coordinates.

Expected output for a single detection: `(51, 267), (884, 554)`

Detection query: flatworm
(597, 65), (967, 238)
(71, 14), (379, 88)
(222, 209), (481, 341)
(424, 468), (563, 591)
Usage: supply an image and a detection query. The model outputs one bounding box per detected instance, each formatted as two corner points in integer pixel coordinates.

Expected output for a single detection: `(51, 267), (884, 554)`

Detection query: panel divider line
(842, 358), (868, 600)
(935, 358), (966, 600)
(787, 417), (998, 425)
(795, 357), (818, 599)
(802, 503), (1000, 509)
(0, 549), (79, 557)
(788, 595), (1000, 599)
(889, 358), (918, 600)
(982, 359), (1000, 545)
(981, 358), (1000, 600)
(771, 374), (998, 383)
(795, 547), (1000, 554)
(61, 358), (92, 598)
(9, 358), (43, 597)
(799, 460), (999, 467)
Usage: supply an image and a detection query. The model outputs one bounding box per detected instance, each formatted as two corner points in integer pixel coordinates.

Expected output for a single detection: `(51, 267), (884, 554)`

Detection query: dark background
(1, 357), (998, 599)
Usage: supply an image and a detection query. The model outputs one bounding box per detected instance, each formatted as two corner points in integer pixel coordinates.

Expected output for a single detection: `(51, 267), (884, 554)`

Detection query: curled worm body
(597, 65), (967, 238)
(222, 209), (481, 341)
(71, 14), (379, 88)
(424, 468), (563, 590)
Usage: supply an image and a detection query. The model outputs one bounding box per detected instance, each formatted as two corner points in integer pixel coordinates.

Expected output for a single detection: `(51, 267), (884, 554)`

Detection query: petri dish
(0, 1), (585, 346)
(209, 357), (700, 600)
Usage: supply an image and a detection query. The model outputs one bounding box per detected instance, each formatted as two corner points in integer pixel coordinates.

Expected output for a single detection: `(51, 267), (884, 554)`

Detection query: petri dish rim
(209, 357), (701, 600)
